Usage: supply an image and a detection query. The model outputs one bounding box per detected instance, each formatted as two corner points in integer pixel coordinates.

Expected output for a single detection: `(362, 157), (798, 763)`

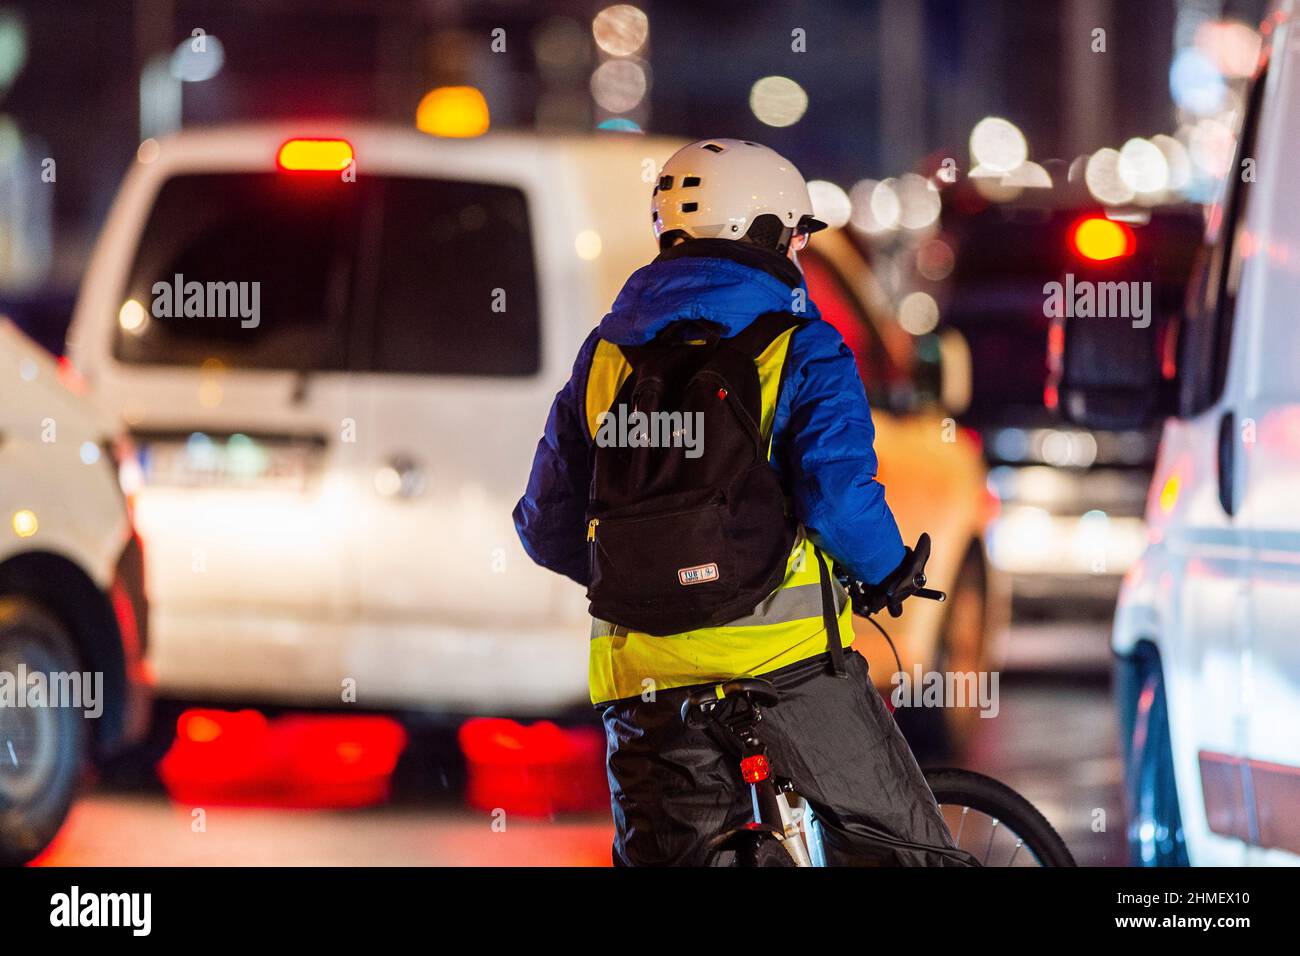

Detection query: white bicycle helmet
(651, 138), (827, 252)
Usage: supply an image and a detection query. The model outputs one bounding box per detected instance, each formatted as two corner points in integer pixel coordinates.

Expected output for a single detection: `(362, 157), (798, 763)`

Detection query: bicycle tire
(924, 767), (1077, 867)
(709, 828), (798, 867)
(738, 831), (799, 867)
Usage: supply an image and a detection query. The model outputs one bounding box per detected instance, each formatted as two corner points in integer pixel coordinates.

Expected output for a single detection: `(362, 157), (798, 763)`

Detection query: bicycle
(680, 534), (1077, 867)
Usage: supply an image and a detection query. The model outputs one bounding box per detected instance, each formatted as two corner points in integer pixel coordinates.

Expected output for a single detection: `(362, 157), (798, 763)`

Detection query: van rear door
(104, 171), (366, 630)
(348, 174), (545, 622)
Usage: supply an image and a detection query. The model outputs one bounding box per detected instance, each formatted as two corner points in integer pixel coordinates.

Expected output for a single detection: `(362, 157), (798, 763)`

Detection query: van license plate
(136, 433), (317, 491)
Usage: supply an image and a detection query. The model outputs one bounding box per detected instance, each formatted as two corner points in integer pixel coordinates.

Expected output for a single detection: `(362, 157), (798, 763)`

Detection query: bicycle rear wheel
(924, 767), (1076, 867)
(708, 828), (799, 867)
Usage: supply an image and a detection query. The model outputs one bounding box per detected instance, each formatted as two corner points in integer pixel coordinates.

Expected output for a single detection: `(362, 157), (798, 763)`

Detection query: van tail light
(57, 355), (88, 395)
(276, 138), (354, 172)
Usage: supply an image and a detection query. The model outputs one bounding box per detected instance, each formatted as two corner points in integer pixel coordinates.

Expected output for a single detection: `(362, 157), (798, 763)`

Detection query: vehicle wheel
(894, 551), (987, 760)
(925, 767), (1076, 866)
(1125, 661), (1188, 866)
(0, 599), (87, 866)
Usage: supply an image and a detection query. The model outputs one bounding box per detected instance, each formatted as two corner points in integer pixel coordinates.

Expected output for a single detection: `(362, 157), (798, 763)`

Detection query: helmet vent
(657, 174), (674, 191)
(680, 202), (699, 213)
(701, 143), (725, 153)
(681, 176), (701, 187)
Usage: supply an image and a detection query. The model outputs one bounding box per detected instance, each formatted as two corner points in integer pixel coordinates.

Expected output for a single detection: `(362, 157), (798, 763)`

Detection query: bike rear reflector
(740, 754), (771, 784)
(1070, 216), (1136, 262)
(276, 138), (354, 172)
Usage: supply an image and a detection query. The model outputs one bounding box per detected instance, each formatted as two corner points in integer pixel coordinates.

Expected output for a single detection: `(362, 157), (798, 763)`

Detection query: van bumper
(147, 607), (592, 715)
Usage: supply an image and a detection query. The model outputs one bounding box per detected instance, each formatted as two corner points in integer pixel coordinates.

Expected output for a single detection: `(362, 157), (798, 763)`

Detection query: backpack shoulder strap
(725, 312), (806, 360)
(617, 319), (723, 372)
(813, 545), (848, 678)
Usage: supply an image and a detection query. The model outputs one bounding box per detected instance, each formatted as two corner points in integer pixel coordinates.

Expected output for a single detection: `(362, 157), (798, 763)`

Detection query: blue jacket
(513, 245), (906, 590)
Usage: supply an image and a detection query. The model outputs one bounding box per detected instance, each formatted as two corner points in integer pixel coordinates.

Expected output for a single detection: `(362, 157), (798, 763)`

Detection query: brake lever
(850, 540), (949, 616)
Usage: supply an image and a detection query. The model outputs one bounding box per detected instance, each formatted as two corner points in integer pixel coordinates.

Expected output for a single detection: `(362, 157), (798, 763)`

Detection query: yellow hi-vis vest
(582, 330), (855, 706)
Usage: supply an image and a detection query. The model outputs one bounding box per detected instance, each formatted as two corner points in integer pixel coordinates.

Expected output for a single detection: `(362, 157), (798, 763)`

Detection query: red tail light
(740, 753), (771, 783)
(160, 710), (406, 808)
(1070, 216), (1136, 263)
(458, 718), (607, 815)
(276, 138), (354, 172)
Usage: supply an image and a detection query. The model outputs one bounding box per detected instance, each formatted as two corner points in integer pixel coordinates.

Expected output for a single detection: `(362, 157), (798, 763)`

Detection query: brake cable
(863, 613), (904, 681)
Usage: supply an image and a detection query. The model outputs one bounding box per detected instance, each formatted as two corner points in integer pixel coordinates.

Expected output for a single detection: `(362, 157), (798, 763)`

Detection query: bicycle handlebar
(845, 532), (947, 618)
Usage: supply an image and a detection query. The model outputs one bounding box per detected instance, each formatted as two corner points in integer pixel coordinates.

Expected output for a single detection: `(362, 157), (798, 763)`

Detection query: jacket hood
(596, 247), (821, 346)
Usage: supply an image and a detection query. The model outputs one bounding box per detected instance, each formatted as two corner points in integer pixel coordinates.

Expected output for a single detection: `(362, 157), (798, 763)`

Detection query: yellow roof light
(416, 86), (490, 138)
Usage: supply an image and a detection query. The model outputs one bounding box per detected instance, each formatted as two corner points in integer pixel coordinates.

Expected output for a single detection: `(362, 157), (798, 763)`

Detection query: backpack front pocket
(587, 494), (739, 634)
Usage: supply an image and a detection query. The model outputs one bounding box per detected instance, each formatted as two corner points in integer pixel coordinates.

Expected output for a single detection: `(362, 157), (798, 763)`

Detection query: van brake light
(276, 138), (354, 172)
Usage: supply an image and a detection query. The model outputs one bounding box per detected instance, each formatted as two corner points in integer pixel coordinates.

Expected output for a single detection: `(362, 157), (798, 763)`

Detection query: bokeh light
(1170, 47), (1226, 115)
(575, 229), (603, 260)
(1187, 117), (1236, 179)
(592, 5), (649, 57)
(894, 173), (942, 230)
(416, 86), (491, 137)
(11, 509), (38, 539)
(1071, 217), (1135, 262)
(749, 75), (808, 128)
(916, 238), (955, 281)
(0, 12), (28, 88)
(118, 299), (147, 334)
(1002, 161), (1053, 189)
(1151, 134), (1191, 192)
(1118, 138), (1170, 194)
(969, 117), (1028, 174)
(1085, 148), (1135, 205)
(898, 292), (940, 336)
(170, 34), (225, 83)
(590, 59), (647, 113)
(807, 180), (852, 230)
(1194, 20), (1261, 79)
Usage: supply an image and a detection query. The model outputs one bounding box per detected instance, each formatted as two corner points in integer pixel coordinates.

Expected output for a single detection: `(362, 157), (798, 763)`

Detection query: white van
(1053, 1), (1300, 865)
(68, 125), (998, 741)
(0, 319), (151, 865)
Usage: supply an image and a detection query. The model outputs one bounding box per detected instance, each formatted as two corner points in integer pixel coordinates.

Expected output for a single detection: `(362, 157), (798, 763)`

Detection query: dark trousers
(603, 649), (978, 866)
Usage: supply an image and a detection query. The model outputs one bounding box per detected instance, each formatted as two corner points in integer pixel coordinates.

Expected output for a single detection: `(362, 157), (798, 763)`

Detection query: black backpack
(585, 313), (803, 635)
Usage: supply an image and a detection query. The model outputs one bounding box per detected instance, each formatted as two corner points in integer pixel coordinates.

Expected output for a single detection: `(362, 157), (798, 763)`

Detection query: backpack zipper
(587, 518), (600, 542)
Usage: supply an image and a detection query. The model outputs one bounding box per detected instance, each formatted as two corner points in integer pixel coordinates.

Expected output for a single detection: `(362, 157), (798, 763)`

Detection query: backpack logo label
(678, 562), (719, 586)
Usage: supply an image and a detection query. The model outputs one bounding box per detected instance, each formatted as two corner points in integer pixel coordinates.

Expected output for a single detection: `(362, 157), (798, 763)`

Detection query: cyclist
(514, 139), (973, 866)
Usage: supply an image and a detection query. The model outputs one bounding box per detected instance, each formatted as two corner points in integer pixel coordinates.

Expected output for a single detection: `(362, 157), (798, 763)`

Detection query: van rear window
(115, 173), (358, 371)
(114, 172), (540, 377)
(366, 176), (539, 376)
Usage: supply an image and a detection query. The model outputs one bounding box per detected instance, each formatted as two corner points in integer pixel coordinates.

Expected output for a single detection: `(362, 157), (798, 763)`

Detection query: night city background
(1, 0), (1295, 878)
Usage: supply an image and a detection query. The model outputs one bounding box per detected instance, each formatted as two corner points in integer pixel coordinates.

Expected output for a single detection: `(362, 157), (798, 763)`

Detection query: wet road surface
(36, 622), (1124, 866)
